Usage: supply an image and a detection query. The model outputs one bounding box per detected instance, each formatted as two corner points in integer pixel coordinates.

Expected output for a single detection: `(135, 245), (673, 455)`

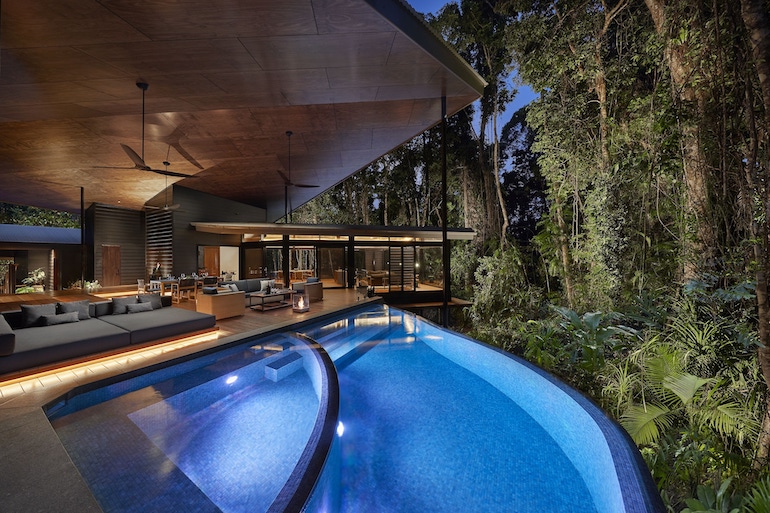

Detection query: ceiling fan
(96, 81), (197, 179)
(145, 164), (182, 212)
(279, 130), (318, 223)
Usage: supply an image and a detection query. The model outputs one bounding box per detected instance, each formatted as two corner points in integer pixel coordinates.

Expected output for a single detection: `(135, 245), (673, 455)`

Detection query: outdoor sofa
(0, 294), (215, 375)
(219, 278), (286, 307)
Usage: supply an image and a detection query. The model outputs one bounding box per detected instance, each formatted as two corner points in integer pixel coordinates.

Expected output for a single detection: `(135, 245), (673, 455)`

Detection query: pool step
(325, 325), (390, 364)
(265, 351), (303, 382)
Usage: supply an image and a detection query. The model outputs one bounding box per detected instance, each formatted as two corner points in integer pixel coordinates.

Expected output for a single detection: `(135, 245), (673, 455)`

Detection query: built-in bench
(265, 351), (303, 382)
(0, 294), (216, 377)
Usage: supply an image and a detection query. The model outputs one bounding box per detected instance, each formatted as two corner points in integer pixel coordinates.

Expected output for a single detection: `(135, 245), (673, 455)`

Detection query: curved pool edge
(267, 333), (339, 513)
(413, 310), (665, 513)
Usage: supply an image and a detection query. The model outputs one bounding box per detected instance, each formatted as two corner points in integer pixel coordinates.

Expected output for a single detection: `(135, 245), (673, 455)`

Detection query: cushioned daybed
(0, 294), (216, 375)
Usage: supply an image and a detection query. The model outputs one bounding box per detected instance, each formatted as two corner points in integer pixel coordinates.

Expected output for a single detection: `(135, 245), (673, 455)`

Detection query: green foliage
(468, 246), (544, 351)
(0, 202), (78, 228)
(745, 476), (770, 513)
(22, 267), (45, 286)
(67, 279), (101, 292)
(551, 306), (638, 373)
(680, 478), (742, 513)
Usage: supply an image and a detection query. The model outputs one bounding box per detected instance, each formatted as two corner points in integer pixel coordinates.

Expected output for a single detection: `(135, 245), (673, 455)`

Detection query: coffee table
(249, 289), (293, 311)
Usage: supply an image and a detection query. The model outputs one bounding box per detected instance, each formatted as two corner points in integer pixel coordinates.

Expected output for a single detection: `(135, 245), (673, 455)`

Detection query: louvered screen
(146, 211), (173, 277)
(389, 246), (415, 291)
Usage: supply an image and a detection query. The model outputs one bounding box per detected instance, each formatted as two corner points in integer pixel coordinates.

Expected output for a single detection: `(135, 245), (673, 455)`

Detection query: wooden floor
(0, 288), (374, 407)
(0, 290), (106, 313)
(172, 287), (365, 337)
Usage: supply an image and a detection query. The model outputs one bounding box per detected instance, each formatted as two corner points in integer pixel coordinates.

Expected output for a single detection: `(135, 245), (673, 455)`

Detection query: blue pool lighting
(46, 304), (663, 512)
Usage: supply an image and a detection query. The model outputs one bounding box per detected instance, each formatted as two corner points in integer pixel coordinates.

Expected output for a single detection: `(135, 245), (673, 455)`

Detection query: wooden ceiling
(0, 0), (484, 221)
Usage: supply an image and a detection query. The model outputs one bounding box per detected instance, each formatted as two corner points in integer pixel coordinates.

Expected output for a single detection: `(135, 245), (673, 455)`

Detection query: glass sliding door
(318, 246), (346, 287)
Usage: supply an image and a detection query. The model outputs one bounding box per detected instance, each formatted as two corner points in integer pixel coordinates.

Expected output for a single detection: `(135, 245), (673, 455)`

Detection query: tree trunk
(493, 110), (509, 245)
(463, 165), (470, 228)
(740, 0), (770, 469)
(555, 198), (575, 308)
(645, 0), (715, 280)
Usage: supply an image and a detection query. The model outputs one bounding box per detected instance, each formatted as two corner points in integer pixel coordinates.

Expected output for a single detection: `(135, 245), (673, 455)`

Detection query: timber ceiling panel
(0, 0), (484, 220)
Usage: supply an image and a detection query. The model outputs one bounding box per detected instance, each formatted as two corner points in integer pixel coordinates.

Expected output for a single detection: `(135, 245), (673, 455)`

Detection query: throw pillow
(21, 303), (56, 328)
(41, 311), (80, 326)
(228, 284), (239, 292)
(0, 314), (12, 334)
(137, 293), (163, 310)
(126, 302), (153, 314)
(112, 296), (138, 315)
(58, 299), (91, 320)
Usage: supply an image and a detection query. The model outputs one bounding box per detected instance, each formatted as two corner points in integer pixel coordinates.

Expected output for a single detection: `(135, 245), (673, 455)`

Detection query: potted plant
(16, 267), (45, 293)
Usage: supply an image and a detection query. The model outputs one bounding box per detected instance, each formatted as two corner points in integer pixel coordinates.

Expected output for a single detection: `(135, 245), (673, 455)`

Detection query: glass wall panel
(318, 247), (346, 287)
(265, 247), (283, 281)
(290, 246), (316, 281)
(417, 246), (443, 290)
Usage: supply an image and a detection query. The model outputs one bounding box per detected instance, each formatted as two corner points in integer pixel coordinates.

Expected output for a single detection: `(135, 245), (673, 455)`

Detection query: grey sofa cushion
(126, 302), (153, 314)
(21, 304), (56, 327)
(137, 293), (163, 310)
(0, 315), (14, 356)
(0, 318), (131, 375)
(42, 312), (80, 326)
(112, 296), (138, 314)
(58, 299), (91, 320)
(99, 307), (216, 345)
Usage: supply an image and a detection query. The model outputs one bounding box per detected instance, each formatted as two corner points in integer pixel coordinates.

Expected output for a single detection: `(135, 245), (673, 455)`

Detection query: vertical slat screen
(146, 211), (173, 278)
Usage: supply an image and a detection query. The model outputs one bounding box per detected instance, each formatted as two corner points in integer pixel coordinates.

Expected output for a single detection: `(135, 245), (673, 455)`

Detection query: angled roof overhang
(190, 222), (476, 242)
(0, 0), (484, 220)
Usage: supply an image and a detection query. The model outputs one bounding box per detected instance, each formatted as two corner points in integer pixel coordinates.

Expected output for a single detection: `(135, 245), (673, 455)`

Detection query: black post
(441, 96), (450, 327)
(347, 236), (356, 288)
(282, 235), (290, 288)
(80, 186), (86, 288)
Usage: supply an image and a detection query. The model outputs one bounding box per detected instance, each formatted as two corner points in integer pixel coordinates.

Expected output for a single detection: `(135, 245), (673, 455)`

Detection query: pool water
(320, 323), (595, 512)
(49, 336), (321, 512)
(47, 304), (659, 512)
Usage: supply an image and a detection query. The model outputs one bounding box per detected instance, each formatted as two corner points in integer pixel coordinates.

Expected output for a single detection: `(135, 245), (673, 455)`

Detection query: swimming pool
(47, 304), (663, 512)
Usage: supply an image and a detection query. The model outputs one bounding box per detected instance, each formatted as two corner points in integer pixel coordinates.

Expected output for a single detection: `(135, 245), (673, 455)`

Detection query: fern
(745, 476), (770, 513)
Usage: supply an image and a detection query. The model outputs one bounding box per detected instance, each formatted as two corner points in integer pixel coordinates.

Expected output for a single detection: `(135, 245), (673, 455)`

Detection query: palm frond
(621, 403), (674, 446)
(662, 371), (711, 406)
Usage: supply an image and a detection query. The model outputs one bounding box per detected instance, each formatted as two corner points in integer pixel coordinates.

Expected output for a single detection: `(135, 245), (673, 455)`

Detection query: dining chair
(171, 278), (196, 303)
